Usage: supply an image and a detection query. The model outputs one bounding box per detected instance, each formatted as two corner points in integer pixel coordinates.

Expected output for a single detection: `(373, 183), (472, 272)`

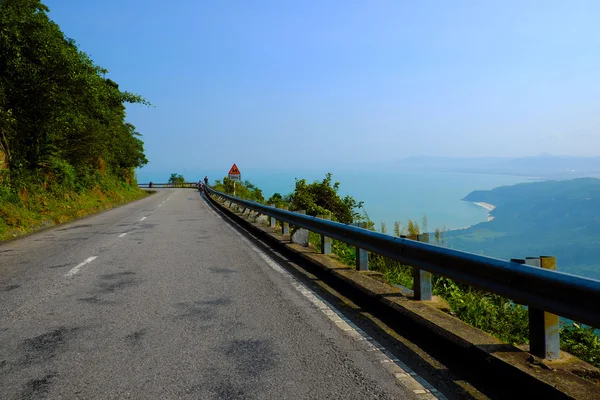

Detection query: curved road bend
(0, 189), (441, 399)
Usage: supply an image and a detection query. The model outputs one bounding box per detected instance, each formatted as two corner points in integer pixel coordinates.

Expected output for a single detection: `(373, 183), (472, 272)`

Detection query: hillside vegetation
(448, 178), (600, 280)
(0, 0), (149, 239)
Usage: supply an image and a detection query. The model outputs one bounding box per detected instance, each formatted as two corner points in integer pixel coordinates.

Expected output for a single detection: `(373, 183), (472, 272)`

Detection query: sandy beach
(474, 202), (496, 221)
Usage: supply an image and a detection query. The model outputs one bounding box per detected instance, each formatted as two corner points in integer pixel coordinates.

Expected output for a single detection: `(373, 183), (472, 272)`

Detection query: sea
(137, 167), (531, 232)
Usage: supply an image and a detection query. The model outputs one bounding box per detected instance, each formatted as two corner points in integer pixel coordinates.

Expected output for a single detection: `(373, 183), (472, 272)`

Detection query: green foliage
(287, 173), (363, 223)
(0, 0), (149, 188)
(168, 173), (185, 184)
(0, 0), (149, 239)
(213, 178), (264, 203)
(432, 278), (530, 344)
(0, 173), (147, 240)
(560, 323), (600, 368)
(48, 157), (77, 192)
(266, 193), (287, 208)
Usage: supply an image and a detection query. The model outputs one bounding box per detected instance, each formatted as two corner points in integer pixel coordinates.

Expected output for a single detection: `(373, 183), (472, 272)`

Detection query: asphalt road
(0, 189), (436, 399)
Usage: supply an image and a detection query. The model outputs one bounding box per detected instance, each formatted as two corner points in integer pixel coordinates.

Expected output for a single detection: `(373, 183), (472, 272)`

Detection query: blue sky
(44, 0), (600, 177)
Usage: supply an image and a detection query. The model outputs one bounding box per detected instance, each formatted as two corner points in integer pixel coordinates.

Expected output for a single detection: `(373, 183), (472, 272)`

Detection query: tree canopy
(168, 173), (185, 184)
(0, 0), (149, 190)
(285, 173), (363, 224)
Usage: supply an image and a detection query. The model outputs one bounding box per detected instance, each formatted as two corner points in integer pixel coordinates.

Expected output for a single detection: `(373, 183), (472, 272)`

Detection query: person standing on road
(204, 176), (208, 186)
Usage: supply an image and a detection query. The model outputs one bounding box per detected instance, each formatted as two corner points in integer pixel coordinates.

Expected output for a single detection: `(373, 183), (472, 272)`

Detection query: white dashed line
(65, 256), (97, 277)
(118, 233), (127, 238)
(140, 217), (147, 221)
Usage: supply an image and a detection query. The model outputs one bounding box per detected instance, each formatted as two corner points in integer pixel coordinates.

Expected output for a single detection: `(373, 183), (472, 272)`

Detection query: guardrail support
(269, 204), (276, 227)
(319, 215), (332, 254)
(354, 222), (369, 271)
(525, 256), (560, 360)
(291, 210), (309, 246)
(413, 233), (432, 301)
(282, 218), (289, 235)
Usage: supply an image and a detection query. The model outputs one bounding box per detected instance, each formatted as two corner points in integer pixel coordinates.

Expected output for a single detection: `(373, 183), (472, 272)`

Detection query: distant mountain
(447, 178), (600, 280)
(391, 155), (600, 179)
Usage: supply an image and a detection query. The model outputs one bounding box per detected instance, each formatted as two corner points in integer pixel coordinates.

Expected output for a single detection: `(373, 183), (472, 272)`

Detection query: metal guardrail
(138, 182), (199, 188)
(204, 185), (600, 335)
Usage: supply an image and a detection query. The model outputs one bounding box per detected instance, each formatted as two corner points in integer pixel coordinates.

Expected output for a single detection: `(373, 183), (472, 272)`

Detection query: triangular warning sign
(228, 164), (241, 175)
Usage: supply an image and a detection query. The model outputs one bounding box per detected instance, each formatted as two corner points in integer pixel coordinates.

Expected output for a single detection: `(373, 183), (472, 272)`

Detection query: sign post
(228, 164), (241, 196)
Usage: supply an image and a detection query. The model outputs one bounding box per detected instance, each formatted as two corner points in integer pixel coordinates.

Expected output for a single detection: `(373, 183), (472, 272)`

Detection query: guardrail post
(269, 204), (276, 227)
(281, 218), (289, 235)
(291, 210), (309, 246)
(525, 256), (560, 360)
(319, 215), (332, 254)
(354, 222), (369, 271)
(413, 233), (432, 301)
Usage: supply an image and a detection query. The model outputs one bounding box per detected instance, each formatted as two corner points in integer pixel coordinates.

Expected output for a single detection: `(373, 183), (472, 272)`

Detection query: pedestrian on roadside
(204, 176), (208, 186)
(149, 181), (153, 188)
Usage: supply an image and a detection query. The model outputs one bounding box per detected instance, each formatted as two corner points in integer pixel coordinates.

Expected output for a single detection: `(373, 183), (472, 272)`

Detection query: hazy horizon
(45, 1), (600, 171)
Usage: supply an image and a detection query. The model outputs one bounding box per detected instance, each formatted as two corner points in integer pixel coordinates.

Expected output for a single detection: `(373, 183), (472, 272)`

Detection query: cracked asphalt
(0, 189), (424, 399)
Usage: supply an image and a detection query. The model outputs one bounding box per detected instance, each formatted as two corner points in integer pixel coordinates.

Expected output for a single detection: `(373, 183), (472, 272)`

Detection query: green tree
(0, 0), (149, 188)
(266, 193), (286, 208)
(287, 173), (363, 223)
(168, 173), (185, 184)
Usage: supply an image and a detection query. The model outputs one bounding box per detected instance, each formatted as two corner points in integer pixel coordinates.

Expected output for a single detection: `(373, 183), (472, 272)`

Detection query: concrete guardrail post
(318, 215), (332, 254)
(413, 233), (432, 301)
(354, 222), (369, 271)
(291, 210), (309, 246)
(281, 210), (289, 235)
(269, 204), (277, 227)
(525, 256), (560, 360)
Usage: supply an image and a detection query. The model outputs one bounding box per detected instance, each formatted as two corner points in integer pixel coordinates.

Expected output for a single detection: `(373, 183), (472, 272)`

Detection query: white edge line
(140, 217), (147, 221)
(202, 198), (443, 394)
(65, 256), (97, 277)
(225, 226), (444, 398)
(118, 233), (127, 238)
(202, 199), (442, 394)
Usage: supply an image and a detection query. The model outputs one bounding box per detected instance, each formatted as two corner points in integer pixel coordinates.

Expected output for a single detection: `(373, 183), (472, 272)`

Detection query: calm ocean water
(137, 167), (530, 231)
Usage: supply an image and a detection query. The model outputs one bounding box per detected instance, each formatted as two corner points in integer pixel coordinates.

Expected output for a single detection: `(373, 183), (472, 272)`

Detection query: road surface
(0, 189), (439, 399)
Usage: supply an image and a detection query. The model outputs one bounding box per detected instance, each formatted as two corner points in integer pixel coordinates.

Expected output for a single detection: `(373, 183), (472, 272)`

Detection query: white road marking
(207, 206), (222, 219)
(158, 204), (162, 207)
(118, 233), (127, 238)
(215, 205), (444, 399)
(65, 256), (97, 277)
(140, 217), (147, 221)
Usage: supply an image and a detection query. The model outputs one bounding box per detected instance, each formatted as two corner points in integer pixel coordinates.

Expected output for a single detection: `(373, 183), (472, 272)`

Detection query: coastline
(449, 201), (497, 232)
(473, 202), (496, 221)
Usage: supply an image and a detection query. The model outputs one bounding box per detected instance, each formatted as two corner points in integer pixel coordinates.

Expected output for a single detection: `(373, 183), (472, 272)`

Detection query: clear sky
(44, 0), (600, 174)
